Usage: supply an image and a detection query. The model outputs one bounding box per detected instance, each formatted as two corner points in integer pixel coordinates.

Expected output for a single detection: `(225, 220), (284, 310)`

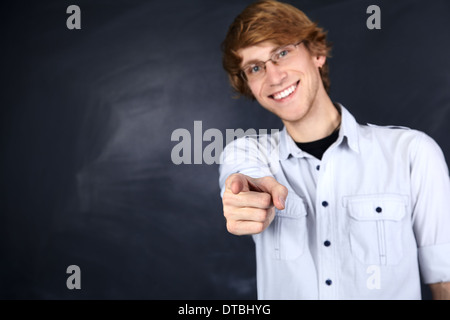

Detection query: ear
(314, 55), (326, 69)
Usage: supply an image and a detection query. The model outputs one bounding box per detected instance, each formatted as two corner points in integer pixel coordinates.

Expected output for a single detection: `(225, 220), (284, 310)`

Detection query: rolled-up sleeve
(411, 132), (450, 284)
(419, 243), (450, 284)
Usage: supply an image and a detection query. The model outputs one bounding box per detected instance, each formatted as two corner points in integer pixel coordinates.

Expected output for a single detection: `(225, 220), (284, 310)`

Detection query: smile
(270, 81), (299, 100)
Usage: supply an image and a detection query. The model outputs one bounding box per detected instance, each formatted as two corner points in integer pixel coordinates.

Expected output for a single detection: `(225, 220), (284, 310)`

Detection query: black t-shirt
(295, 127), (340, 160)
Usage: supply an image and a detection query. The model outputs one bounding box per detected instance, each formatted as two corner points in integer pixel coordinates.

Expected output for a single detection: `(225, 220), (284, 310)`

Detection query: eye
(246, 64), (262, 75)
(277, 49), (290, 59)
(251, 65), (261, 73)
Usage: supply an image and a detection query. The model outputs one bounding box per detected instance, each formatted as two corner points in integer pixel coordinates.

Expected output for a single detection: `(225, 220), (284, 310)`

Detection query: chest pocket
(273, 194), (308, 260)
(344, 194), (408, 266)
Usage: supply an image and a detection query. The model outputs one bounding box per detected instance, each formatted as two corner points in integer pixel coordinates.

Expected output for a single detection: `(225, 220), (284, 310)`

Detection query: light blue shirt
(219, 104), (450, 300)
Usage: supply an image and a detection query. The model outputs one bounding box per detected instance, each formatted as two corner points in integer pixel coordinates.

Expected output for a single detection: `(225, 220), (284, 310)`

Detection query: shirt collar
(279, 103), (360, 160)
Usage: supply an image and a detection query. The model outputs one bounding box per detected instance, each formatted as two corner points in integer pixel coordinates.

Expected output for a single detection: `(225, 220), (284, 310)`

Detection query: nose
(265, 61), (287, 86)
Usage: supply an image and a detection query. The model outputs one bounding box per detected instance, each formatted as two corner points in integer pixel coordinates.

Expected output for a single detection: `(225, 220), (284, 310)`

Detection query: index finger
(225, 173), (247, 194)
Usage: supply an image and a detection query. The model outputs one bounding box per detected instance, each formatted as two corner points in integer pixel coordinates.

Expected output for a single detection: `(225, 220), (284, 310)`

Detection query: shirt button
(316, 165), (320, 171)
(322, 201), (329, 207)
(325, 279), (332, 286)
(376, 207), (382, 213)
(324, 240), (331, 247)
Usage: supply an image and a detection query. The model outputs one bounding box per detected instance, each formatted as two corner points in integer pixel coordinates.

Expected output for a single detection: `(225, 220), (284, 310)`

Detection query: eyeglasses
(240, 41), (303, 82)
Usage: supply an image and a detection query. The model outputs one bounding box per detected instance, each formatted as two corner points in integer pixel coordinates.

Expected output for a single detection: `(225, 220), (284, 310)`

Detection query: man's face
(239, 41), (326, 124)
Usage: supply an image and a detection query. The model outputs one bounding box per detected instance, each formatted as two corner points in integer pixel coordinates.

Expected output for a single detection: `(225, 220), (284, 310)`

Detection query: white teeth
(273, 84), (297, 100)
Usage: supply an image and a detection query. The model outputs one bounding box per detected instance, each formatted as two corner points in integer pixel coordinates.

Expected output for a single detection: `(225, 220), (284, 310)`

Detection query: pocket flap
(344, 194), (407, 221)
(276, 193), (307, 218)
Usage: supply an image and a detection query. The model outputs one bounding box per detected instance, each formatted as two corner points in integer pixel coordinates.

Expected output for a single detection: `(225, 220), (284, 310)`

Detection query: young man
(219, 0), (450, 299)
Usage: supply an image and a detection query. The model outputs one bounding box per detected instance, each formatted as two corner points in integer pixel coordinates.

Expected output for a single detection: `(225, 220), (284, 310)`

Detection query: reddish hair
(222, 0), (332, 98)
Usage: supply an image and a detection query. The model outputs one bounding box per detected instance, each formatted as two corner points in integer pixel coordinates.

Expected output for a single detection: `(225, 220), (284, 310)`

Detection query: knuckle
(259, 193), (272, 208)
(279, 184), (288, 194)
(222, 190), (237, 206)
(260, 176), (273, 184)
(226, 221), (238, 235)
(222, 193), (231, 205)
(223, 207), (236, 220)
(253, 222), (265, 234)
(223, 207), (230, 218)
(256, 208), (268, 222)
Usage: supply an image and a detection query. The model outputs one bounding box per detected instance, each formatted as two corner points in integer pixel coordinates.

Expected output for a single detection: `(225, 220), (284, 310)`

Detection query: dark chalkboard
(1, 0), (449, 299)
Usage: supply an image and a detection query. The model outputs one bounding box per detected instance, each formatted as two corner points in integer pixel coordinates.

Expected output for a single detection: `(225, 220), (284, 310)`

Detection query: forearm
(429, 282), (450, 300)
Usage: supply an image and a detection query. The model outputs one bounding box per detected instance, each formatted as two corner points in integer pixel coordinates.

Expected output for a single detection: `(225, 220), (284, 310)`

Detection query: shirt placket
(315, 156), (338, 299)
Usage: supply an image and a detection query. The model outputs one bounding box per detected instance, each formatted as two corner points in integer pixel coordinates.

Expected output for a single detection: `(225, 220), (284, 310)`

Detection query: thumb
(252, 176), (288, 210)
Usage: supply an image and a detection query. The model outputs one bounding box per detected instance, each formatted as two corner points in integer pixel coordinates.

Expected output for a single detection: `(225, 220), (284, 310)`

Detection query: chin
(267, 100), (310, 122)
(278, 113), (306, 124)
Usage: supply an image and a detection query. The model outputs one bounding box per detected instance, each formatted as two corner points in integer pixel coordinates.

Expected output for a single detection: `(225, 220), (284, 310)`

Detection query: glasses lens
(273, 44), (296, 63)
(243, 62), (265, 81)
(241, 42), (300, 82)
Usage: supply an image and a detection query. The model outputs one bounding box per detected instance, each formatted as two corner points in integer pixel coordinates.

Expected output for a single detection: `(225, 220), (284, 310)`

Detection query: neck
(283, 93), (341, 143)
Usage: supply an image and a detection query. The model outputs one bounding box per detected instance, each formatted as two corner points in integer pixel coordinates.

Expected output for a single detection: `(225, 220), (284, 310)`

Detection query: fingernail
(278, 196), (286, 209)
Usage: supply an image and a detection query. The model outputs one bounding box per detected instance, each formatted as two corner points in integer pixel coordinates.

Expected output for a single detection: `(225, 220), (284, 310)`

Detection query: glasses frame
(240, 41), (303, 82)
